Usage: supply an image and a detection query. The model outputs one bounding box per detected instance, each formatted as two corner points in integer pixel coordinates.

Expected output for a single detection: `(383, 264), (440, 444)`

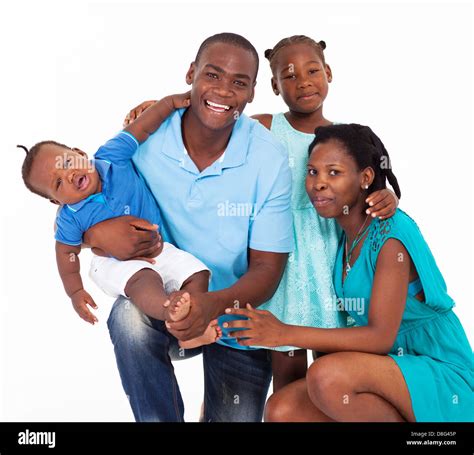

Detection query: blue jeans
(107, 296), (272, 422)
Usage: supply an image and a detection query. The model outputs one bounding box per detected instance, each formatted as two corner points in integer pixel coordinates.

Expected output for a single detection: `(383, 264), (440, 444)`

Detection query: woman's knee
(306, 353), (352, 409)
(264, 392), (295, 422)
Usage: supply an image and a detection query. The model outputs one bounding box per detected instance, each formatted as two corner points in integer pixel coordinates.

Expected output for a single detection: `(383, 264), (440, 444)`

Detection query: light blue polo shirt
(133, 109), (293, 292)
(55, 132), (162, 246)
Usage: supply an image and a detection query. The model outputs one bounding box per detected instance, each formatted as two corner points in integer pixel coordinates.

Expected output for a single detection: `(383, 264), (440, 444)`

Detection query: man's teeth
(206, 100), (231, 111)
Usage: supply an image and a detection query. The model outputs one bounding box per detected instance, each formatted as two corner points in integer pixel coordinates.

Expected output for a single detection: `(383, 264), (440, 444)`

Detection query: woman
(223, 123), (473, 422)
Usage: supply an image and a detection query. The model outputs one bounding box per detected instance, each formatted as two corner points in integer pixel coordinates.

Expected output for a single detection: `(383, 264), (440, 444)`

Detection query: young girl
(250, 36), (398, 390)
(223, 123), (473, 422)
(123, 36), (399, 391)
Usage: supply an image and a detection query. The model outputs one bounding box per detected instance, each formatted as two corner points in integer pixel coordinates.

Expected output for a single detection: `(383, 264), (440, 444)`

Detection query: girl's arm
(251, 114), (273, 130)
(366, 189), (399, 220)
(225, 238), (410, 354)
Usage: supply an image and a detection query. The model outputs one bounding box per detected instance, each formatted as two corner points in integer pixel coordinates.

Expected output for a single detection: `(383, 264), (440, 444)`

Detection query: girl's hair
(18, 141), (68, 199)
(264, 35), (327, 72)
(308, 124), (401, 199)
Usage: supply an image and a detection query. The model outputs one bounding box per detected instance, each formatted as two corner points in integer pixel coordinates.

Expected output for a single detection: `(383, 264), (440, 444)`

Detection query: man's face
(186, 42), (257, 131)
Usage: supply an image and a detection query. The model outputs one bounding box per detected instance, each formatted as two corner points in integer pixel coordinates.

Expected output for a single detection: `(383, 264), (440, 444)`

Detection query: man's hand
(164, 292), (217, 341)
(71, 289), (99, 325)
(83, 216), (162, 263)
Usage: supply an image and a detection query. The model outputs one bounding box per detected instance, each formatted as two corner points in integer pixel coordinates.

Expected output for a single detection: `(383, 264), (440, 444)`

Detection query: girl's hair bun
(17, 145), (29, 155)
(318, 40), (326, 50)
(264, 49), (272, 60)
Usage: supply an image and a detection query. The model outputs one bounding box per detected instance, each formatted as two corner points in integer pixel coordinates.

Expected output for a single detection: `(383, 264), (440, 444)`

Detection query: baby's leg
(124, 269), (169, 321)
(181, 270), (210, 294)
(271, 349), (308, 392)
(165, 270), (210, 322)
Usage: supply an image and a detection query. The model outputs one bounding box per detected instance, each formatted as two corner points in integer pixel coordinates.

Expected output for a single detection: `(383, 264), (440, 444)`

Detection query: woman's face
(271, 43), (332, 114)
(306, 139), (373, 218)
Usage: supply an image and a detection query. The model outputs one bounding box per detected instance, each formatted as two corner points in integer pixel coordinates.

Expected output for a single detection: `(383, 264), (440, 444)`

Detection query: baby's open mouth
(74, 174), (90, 191)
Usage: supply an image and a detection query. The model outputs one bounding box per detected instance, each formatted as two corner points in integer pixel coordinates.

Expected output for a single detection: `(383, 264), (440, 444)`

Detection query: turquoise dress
(334, 209), (473, 421)
(259, 113), (349, 352)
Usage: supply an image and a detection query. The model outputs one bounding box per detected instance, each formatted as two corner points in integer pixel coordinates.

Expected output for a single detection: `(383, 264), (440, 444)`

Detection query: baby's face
(29, 145), (102, 205)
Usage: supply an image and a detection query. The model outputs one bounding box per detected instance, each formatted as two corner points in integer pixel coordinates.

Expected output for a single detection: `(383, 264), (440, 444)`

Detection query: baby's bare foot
(179, 319), (222, 349)
(168, 291), (191, 322)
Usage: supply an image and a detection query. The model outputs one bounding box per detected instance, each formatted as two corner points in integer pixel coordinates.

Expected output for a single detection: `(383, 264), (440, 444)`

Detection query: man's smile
(204, 99), (232, 113)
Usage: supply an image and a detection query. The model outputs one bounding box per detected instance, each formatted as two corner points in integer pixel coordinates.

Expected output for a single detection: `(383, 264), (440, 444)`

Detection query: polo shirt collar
(162, 108), (251, 175)
(65, 159), (110, 212)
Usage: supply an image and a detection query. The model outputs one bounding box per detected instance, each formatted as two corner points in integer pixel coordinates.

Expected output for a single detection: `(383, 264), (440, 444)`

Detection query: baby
(19, 93), (220, 349)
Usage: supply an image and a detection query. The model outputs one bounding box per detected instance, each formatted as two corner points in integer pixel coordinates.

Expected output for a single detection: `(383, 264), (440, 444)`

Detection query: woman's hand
(83, 216), (162, 263)
(122, 91), (191, 127)
(366, 188), (399, 220)
(223, 304), (287, 348)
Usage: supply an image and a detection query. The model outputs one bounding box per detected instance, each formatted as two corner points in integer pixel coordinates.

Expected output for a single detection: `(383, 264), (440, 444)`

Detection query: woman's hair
(308, 124), (401, 199)
(264, 35), (326, 72)
(19, 141), (68, 199)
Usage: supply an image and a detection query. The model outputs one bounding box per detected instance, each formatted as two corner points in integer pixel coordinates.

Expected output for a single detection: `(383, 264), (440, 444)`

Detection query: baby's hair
(194, 32), (259, 79)
(308, 124), (401, 199)
(264, 35), (327, 72)
(19, 140), (69, 200)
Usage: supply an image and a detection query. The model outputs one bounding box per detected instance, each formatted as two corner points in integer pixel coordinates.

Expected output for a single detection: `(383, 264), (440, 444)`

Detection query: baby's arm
(124, 92), (191, 144)
(55, 241), (98, 324)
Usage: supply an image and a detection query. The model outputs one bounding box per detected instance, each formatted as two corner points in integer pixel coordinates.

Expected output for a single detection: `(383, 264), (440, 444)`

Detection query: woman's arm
(225, 238), (410, 354)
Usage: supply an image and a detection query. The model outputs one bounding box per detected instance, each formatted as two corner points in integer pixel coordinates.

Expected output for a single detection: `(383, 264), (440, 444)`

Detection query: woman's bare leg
(265, 378), (334, 422)
(306, 351), (416, 422)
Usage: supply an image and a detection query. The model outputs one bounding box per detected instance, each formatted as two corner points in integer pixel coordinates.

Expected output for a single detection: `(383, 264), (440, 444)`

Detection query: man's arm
(209, 249), (287, 313)
(82, 216), (162, 261)
(166, 249), (287, 341)
(124, 92), (190, 144)
(167, 146), (293, 341)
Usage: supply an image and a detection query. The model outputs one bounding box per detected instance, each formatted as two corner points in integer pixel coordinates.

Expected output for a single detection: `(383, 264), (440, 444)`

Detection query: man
(84, 33), (293, 422)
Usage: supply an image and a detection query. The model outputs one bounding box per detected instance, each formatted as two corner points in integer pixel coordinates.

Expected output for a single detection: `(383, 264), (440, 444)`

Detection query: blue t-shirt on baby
(55, 131), (162, 246)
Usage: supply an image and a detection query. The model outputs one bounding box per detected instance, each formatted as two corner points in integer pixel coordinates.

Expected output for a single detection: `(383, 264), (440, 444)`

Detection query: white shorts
(89, 242), (210, 298)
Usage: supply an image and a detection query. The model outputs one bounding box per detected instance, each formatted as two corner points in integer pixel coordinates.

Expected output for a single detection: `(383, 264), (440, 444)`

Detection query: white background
(0, 0), (472, 421)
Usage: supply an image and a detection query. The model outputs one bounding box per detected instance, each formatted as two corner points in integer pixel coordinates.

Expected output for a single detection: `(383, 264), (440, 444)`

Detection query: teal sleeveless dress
(258, 113), (350, 352)
(334, 209), (473, 421)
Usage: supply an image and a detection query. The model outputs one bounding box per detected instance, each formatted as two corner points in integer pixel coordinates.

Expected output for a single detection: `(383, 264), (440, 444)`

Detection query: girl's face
(271, 43), (332, 114)
(306, 139), (374, 218)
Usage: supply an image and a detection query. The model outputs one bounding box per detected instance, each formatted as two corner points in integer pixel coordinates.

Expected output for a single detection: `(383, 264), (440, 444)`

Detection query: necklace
(345, 215), (371, 275)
